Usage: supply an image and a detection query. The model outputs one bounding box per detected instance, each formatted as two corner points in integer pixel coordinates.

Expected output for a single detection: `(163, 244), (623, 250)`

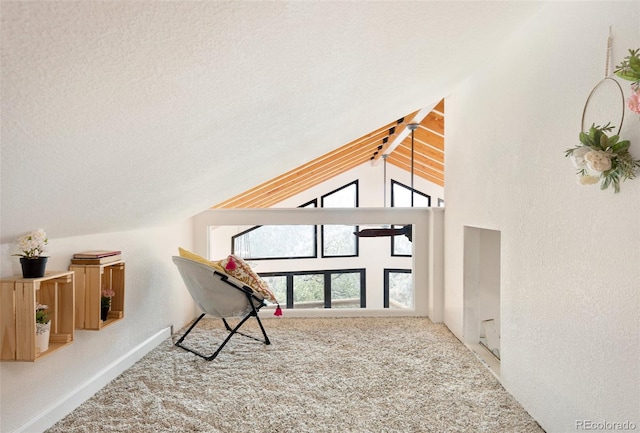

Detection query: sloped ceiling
(0, 1), (543, 243)
(213, 100), (445, 208)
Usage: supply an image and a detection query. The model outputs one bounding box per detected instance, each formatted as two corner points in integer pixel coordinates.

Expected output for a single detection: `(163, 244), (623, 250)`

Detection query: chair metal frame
(173, 257), (271, 361)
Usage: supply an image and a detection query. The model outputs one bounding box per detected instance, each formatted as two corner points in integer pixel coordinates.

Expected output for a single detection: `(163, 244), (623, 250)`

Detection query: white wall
(0, 222), (196, 433)
(444, 2), (639, 432)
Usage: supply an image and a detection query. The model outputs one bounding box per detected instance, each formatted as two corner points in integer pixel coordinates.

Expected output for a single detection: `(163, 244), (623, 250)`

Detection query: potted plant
(35, 303), (51, 355)
(14, 229), (49, 278)
(101, 287), (115, 321)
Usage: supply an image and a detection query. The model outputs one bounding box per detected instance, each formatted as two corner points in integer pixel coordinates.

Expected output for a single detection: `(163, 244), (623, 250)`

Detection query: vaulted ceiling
(0, 2), (543, 243)
(213, 100), (444, 208)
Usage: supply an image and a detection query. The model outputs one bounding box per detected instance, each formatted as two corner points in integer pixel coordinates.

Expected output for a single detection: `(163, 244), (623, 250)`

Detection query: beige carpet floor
(46, 317), (544, 433)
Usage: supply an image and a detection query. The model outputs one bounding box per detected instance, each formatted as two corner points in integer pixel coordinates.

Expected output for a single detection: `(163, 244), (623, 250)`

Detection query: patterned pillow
(177, 247), (226, 273)
(214, 254), (278, 304)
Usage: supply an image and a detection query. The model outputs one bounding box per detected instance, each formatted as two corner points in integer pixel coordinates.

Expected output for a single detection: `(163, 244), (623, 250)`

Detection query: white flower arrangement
(15, 229), (48, 258)
(565, 123), (640, 193)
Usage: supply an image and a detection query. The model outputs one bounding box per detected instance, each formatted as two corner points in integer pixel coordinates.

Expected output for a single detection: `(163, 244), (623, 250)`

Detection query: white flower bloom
(570, 146), (591, 169)
(15, 229), (48, 258)
(584, 150), (612, 173)
(577, 174), (600, 185)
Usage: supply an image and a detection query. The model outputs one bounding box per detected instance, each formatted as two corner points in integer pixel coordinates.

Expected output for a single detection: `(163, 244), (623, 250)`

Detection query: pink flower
(628, 85), (640, 114)
(101, 288), (115, 299)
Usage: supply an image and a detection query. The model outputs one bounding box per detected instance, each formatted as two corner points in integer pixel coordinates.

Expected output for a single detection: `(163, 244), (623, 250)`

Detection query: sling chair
(172, 256), (271, 361)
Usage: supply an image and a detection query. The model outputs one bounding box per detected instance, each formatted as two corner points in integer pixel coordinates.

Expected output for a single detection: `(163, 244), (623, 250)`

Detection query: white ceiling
(0, 1), (544, 243)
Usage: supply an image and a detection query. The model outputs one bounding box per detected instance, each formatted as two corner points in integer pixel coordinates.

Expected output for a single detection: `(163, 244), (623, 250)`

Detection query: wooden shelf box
(70, 261), (125, 330)
(0, 271), (75, 362)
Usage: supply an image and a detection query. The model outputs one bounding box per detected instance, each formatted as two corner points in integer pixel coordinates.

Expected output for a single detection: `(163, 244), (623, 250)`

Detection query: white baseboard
(15, 327), (172, 433)
(466, 342), (501, 381)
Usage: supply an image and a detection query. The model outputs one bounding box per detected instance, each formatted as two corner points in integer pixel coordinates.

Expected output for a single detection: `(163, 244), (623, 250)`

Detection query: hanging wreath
(565, 45), (640, 193)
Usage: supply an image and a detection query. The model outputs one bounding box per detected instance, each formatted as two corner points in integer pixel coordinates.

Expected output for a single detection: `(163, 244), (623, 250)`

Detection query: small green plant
(614, 48), (640, 85)
(36, 304), (49, 324)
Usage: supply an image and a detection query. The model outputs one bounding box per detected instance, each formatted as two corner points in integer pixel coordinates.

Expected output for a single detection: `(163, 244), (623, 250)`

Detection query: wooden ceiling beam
(420, 111), (444, 136)
(390, 151), (444, 174)
(371, 109), (422, 163)
(387, 158), (444, 187)
(214, 133), (378, 208)
(372, 101), (444, 165)
(215, 117), (409, 209)
(245, 155), (365, 208)
(412, 127), (444, 151)
(396, 137), (444, 164)
(387, 153), (444, 179)
(433, 99), (445, 115)
(231, 144), (372, 208)
(214, 100), (445, 209)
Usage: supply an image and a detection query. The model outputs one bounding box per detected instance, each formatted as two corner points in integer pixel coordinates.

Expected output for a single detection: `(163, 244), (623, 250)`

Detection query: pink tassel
(274, 305), (282, 317)
(225, 256), (236, 271)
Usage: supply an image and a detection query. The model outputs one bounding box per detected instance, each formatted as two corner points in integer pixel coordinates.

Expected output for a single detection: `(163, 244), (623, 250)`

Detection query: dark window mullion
(324, 272), (331, 309)
(360, 269), (366, 308)
(383, 269), (390, 308)
(286, 274), (294, 309)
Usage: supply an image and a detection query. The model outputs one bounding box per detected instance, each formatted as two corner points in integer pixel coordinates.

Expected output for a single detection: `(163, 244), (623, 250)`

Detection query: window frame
(390, 179), (431, 208)
(390, 180), (430, 257)
(383, 268), (412, 309)
(320, 180), (359, 258)
(259, 268), (366, 309)
(230, 199), (318, 260)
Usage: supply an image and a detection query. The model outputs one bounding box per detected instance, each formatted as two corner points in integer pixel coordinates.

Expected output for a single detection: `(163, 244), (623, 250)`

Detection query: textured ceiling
(0, 1), (543, 243)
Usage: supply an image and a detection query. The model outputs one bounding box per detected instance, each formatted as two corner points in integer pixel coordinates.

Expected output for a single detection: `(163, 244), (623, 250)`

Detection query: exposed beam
(387, 152), (444, 179)
(213, 100), (445, 209)
(391, 146), (444, 173)
(387, 158), (444, 187)
(371, 102), (439, 165)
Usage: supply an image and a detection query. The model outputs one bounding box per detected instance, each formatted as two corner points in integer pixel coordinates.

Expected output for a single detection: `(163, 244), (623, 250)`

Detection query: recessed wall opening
(463, 226), (501, 378)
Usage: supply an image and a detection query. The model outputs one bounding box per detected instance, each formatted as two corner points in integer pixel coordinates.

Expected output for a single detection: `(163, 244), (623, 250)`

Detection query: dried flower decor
(565, 123), (640, 193)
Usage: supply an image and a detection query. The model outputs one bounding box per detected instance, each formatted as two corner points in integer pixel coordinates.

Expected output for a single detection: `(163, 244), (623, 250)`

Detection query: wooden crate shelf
(70, 261), (125, 330)
(0, 271), (75, 362)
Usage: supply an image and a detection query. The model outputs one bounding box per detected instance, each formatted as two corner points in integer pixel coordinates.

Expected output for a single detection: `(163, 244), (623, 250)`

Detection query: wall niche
(463, 226), (501, 377)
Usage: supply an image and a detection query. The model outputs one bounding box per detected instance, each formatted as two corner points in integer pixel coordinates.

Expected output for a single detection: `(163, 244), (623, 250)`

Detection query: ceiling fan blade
(355, 228), (406, 237)
(354, 224), (412, 242)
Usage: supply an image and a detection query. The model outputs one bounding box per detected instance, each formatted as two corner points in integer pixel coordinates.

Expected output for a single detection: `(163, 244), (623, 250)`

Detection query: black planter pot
(20, 257), (48, 278)
(101, 304), (110, 321)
